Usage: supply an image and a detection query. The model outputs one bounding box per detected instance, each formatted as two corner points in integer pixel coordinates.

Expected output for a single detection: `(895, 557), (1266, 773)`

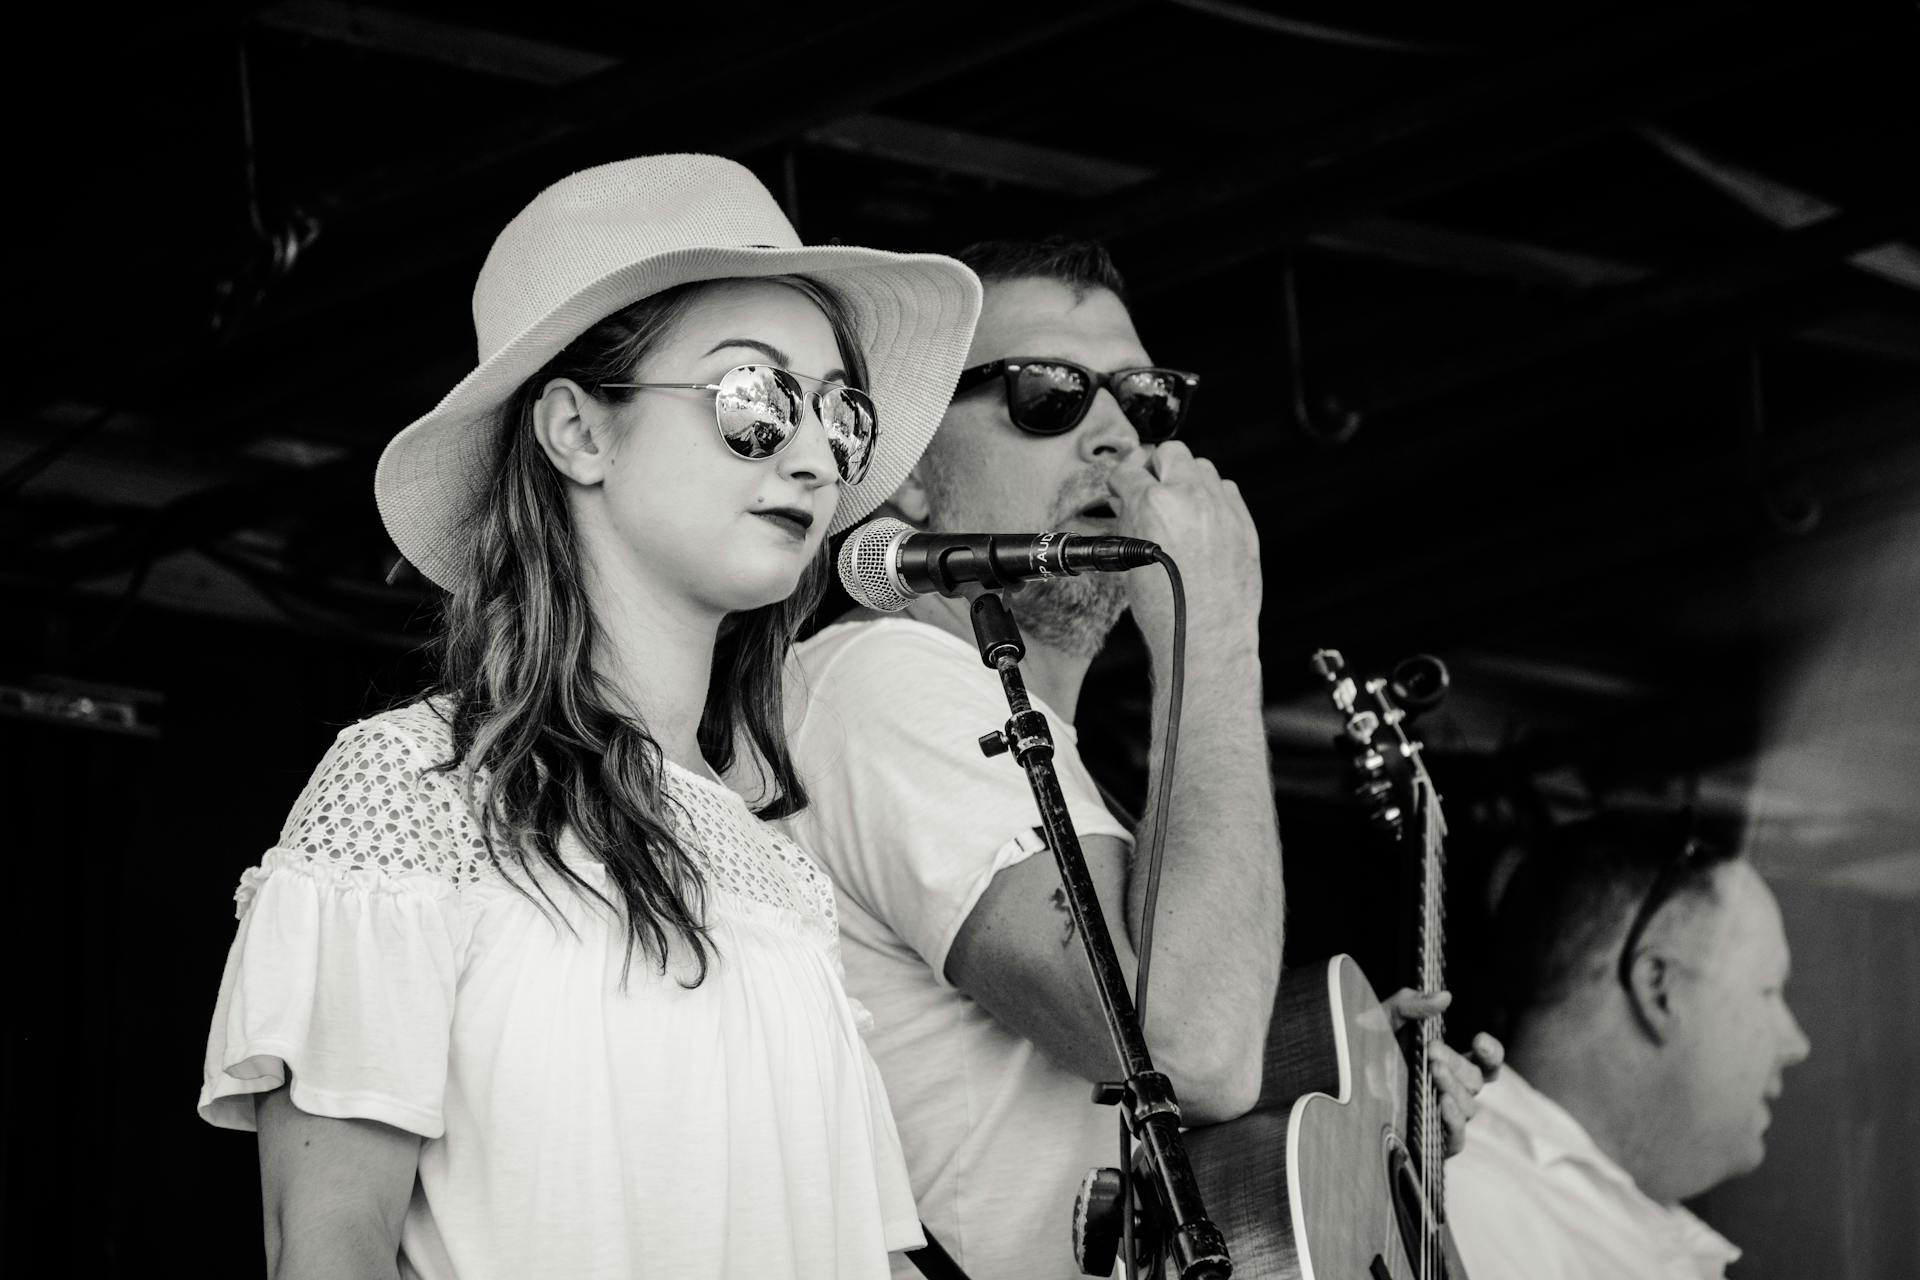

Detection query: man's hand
(1107, 443), (1261, 661)
(1382, 988), (1507, 1157)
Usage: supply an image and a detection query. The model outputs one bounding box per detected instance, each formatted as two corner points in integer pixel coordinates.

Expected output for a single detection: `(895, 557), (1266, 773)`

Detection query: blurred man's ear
(1624, 952), (1682, 1044)
(887, 467), (933, 526)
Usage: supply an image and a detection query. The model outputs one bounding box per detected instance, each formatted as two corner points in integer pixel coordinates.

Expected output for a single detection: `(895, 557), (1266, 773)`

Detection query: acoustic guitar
(1183, 649), (1466, 1280)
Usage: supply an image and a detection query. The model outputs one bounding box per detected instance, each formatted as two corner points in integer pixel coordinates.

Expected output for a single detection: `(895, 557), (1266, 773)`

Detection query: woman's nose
(776, 400), (840, 487)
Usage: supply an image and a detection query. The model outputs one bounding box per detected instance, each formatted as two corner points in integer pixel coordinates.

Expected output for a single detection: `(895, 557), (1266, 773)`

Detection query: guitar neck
(1404, 776), (1448, 1195)
(1307, 651), (1461, 1273)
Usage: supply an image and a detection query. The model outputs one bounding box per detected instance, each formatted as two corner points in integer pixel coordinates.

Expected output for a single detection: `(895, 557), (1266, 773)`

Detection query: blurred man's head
(1491, 813), (1811, 1201)
(888, 238), (1162, 656)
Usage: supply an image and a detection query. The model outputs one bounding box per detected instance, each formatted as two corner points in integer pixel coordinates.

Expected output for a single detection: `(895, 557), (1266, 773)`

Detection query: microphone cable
(1131, 548), (1184, 1023)
(1116, 548), (1186, 1280)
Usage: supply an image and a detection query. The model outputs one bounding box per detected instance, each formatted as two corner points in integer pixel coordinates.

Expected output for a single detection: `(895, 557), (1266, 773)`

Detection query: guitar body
(1186, 955), (1468, 1279)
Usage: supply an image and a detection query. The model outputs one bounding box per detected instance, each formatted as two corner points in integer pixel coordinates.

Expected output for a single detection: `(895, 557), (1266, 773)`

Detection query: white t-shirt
(199, 699), (920, 1280)
(1446, 1069), (1741, 1280)
(782, 618), (1135, 1280)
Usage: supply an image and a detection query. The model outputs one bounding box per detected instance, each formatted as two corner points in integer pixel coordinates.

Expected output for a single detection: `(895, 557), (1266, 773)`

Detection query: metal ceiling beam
(802, 110), (1659, 288)
(306, 0), (1150, 239)
(798, 110), (1657, 288)
(254, 2), (619, 85)
(52, 1), (1151, 418)
(1797, 308), (1920, 366)
(1296, 222), (1920, 365)
(4, 456), (371, 585)
(1638, 124), (1920, 293)
(19, 2), (1161, 547)
(803, 112), (1154, 197)
(202, 3), (1149, 350)
(794, 111), (1920, 416)
(1103, 7), (1885, 297)
(800, 107), (1918, 330)
(1169, 213), (1898, 476)
(1329, 206), (1910, 423)
(1306, 216), (1650, 289)
(1298, 221), (1920, 366)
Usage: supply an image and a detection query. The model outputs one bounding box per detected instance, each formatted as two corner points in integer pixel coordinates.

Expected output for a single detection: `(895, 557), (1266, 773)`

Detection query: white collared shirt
(1446, 1068), (1741, 1280)
(781, 618), (1137, 1280)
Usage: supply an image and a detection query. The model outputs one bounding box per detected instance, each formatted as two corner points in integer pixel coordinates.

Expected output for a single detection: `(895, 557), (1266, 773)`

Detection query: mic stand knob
(1074, 1167), (1127, 1277)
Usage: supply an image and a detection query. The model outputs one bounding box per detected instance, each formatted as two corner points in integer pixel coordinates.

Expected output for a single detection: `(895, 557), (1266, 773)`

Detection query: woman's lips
(753, 507), (813, 540)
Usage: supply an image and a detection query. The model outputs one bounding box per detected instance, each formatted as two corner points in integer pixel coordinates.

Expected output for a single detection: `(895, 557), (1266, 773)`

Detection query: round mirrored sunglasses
(600, 364), (878, 486)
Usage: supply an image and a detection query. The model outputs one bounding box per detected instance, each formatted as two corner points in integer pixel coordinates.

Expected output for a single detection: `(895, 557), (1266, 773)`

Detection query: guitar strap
(906, 1225), (974, 1280)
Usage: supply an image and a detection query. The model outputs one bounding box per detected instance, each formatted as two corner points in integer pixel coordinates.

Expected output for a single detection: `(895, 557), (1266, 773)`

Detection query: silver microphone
(838, 516), (1160, 612)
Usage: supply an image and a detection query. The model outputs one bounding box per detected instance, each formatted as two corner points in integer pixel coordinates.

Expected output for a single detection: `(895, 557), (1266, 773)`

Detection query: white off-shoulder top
(199, 699), (920, 1279)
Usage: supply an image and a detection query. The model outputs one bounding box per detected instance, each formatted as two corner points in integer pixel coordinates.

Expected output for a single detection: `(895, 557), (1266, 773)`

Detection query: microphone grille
(838, 516), (915, 612)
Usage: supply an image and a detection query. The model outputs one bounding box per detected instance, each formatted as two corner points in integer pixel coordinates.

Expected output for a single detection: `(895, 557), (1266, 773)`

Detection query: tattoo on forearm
(1050, 885), (1077, 948)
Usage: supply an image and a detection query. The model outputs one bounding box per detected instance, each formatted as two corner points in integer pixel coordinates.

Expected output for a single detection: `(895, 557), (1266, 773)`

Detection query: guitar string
(1420, 768), (1444, 1280)
(1354, 669), (1450, 1280)
(1404, 690), (1444, 1280)
(1426, 836), (1437, 1280)
(1393, 711), (1443, 1280)
(1429, 775), (1442, 1280)
(1429, 773), (1449, 1279)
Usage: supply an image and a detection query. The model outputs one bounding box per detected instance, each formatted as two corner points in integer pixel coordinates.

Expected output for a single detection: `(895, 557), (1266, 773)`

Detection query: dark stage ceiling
(6, 0), (1919, 893)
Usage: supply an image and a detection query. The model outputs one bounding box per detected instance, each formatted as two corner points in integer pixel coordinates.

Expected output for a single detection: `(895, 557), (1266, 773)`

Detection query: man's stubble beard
(1005, 573), (1129, 659)
(919, 457), (1130, 660)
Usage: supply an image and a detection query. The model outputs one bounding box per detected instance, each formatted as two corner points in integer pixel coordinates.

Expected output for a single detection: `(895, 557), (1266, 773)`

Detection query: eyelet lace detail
(274, 701), (491, 889)
(657, 766), (841, 947)
(260, 701), (840, 946)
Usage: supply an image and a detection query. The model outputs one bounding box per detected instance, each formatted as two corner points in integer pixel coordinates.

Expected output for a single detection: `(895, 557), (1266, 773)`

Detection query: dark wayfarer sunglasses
(600, 364), (878, 486)
(955, 358), (1199, 442)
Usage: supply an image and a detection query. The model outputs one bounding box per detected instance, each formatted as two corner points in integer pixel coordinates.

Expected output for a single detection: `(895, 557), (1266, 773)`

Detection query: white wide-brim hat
(376, 153), (982, 590)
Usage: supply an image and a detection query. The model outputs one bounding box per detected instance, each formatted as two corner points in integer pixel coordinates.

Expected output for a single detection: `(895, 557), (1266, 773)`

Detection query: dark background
(4, 3), (1917, 1275)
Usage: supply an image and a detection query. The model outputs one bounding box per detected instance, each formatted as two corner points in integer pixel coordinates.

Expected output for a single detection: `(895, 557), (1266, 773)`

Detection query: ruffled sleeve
(197, 707), (475, 1137)
(826, 935), (878, 1039)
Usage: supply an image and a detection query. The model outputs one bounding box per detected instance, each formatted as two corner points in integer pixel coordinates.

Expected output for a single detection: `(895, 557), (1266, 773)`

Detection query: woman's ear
(532, 378), (613, 485)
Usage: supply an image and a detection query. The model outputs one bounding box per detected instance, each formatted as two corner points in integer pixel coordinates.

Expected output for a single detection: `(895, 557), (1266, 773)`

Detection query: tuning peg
(1356, 778), (1395, 803)
(1389, 654), (1450, 716)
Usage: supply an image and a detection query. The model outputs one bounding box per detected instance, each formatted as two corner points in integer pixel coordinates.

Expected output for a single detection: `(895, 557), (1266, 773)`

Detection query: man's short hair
(955, 236), (1131, 306)
(1489, 812), (1740, 1038)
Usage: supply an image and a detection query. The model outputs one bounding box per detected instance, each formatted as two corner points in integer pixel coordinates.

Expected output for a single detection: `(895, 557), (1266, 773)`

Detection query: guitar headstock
(1310, 649), (1448, 840)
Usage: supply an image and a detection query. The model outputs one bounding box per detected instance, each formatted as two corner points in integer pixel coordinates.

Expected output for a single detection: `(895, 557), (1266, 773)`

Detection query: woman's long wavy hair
(429, 276), (866, 986)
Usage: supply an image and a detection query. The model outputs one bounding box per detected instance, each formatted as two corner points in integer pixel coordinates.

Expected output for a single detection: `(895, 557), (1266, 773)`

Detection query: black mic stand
(963, 587), (1231, 1280)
